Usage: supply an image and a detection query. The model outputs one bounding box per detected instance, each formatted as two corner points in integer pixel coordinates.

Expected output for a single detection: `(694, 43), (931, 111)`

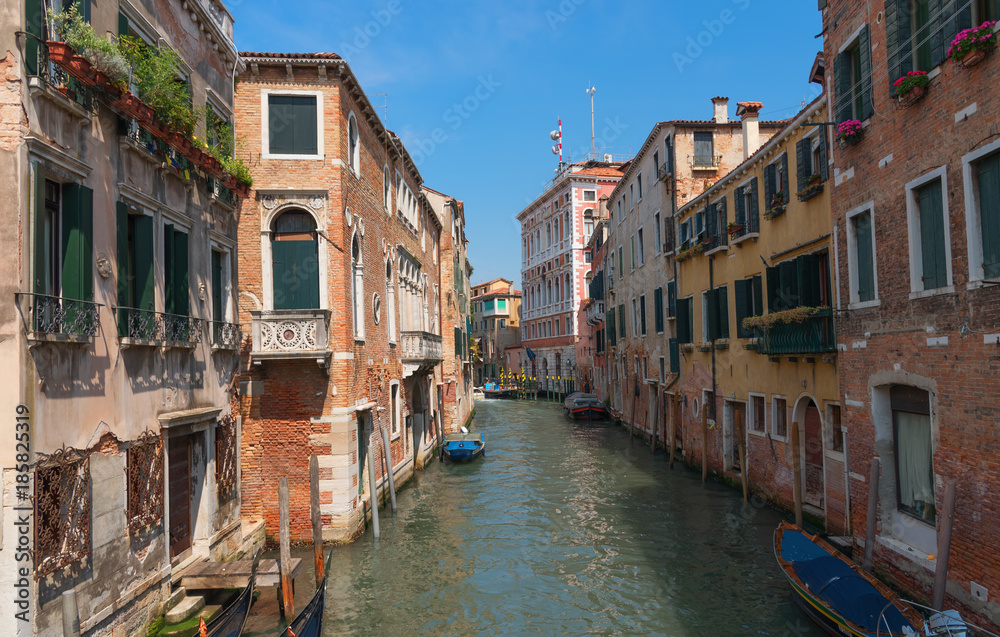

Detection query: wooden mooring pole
(932, 480), (957, 610)
(367, 431), (380, 540)
(736, 410), (748, 502)
(651, 391), (658, 454)
(701, 400), (708, 482)
(309, 456), (324, 580)
(380, 424), (397, 514)
(278, 476), (295, 619)
(791, 421), (803, 528)
(863, 457), (880, 571)
(669, 393), (678, 470)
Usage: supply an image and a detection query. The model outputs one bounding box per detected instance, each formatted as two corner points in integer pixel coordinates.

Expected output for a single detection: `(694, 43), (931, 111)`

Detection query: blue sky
(232, 0), (824, 288)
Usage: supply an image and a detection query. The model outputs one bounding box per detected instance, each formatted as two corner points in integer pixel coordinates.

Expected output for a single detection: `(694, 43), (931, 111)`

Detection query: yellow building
(674, 96), (846, 531)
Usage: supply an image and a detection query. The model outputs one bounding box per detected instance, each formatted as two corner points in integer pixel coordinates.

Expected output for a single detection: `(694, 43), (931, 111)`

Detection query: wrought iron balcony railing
(211, 321), (242, 350)
(250, 309), (331, 363)
(400, 331), (444, 363)
(753, 310), (836, 356)
(115, 307), (202, 346)
(17, 293), (102, 342)
(689, 153), (723, 169)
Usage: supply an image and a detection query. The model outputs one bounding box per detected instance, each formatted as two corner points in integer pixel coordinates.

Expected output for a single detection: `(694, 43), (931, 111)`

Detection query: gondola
(204, 549), (260, 637)
(442, 430), (485, 462)
(276, 549), (333, 637)
(774, 521), (971, 637)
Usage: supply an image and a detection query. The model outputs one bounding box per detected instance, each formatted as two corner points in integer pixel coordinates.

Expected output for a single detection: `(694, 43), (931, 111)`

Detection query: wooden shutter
(118, 11), (130, 36)
(734, 279), (750, 338)
(25, 0), (45, 76)
(818, 130), (829, 182)
(211, 250), (223, 322)
(717, 286), (730, 339)
(133, 214), (155, 313)
(752, 275), (763, 318)
(797, 254), (822, 307)
(669, 338), (679, 373)
(607, 309), (616, 346)
(886, 0), (914, 96)
(855, 211), (875, 301)
(706, 203), (717, 242)
(764, 164), (775, 210)
(778, 260), (800, 310)
(174, 229), (189, 316)
(164, 225), (175, 313)
(918, 181), (947, 289)
(766, 266), (780, 312)
(943, 0), (973, 54)
(735, 186), (746, 226)
(654, 287), (664, 333)
(706, 289), (719, 341)
(676, 297), (692, 343)
(796, 139), (810, 191)
(834, 51), (852, 123)
(978, 153), (1000, 279)
(667, 280), (676, 317)
(719, 196), (728, 245)
(781, 154), (790, 203)
(60, 183), (93, 302)
(32, 162), (47, 293)
(749, 178), (760, 231)
(618, 304), (625, 338)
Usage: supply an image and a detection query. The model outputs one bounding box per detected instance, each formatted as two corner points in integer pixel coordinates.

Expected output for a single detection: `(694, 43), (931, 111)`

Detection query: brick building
(470, 277), (522, 384)
(0, 0), (252, 634)
(517, 161), (624, 386)
(821, 0), (1000, 626)
(235, 52), (448, 543)
(582, 212), (610, 400)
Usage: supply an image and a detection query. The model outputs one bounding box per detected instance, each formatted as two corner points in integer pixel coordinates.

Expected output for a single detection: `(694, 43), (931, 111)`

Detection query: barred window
(127, 432), (164, 535)
(35, 448), (91, 577)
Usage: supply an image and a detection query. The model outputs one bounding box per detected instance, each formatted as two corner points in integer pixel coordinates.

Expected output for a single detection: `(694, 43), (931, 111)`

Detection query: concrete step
(160, 605), (222, 637)
(166, 586), (187, 611)
(164, 594), (205, 625)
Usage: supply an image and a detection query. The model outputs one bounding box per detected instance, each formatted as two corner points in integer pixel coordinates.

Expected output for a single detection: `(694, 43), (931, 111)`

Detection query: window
(886, 0), (981, 87)
(834, 27), (872, 123)
(653, 151), (660, 179)
(116, 204), (153, 337)
(693, 132), (715, 167)
(127, 433), (164, 536)
(348, 112), (360, 174)
(351, 233), (364, 339)
(749, 394), (766, 433)
(34, 166), (94, 315)
(847, 205), (878, 304)
(906, 171), (950, 292)
(703, 389), (716, 423)
(693, 210), (704, 237)
(210, 249), (234, 345)
(965, 145), (1000, 281)
(796, 134), (829, 195)
(705, 285), (729, 340)
(891, 385), (935, 524)
(829, 404), (844, 453)
(773, 397), (788, 438)
(734, 178), (760, 234)
(639, 294), (647, 336)
(618, 304), (625, 338)
(565, 316), (572, 334)
(680, 219), (692, 246)
(629, 184), (634, 209)
(765, 154), (790, 211)
(653, 213), (661, 255)
(632, 298), (638, 336)
(766, 252), (831, 312)
(653, 287), (664, 333)
(162, 224), (189, 320)
(659, 357), (665, 382)
(637, 174), (643, 200)
(734, 275), (764, 338)
(618, 246), (624, 274)
(267, 94), (319, 156)
(676, 296), (694, 343)
(386, 260), (396, 343)
(206, 103), (233, 153)
(390, 381), (400, 436)
(272, 211), (320, 310)
(584, 208), (594, 241)
(667, 280), (676, 317)
(584, 190), (596, 202)
(637, 228), (645, 266)
(383, 165), (391, 210)
(34, 451), (91, 577)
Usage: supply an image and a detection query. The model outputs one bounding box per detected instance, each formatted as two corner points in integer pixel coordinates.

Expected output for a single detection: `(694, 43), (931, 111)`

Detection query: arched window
(584, 272), (592, 299)
(554, 278), (560, 303)
(547, 280), (552, 305)
(351, 232), (364, 339)
(348, 113), (360, 175)
(386, 259), (396, 343)
(383, 165), (390, 210)
(584, 208), (594, 240)
(271, 210), (319, 310)
(546, 223), (552, 247)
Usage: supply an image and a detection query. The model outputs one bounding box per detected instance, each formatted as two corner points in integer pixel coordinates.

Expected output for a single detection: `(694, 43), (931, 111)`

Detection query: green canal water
(248, 399), (824, 636)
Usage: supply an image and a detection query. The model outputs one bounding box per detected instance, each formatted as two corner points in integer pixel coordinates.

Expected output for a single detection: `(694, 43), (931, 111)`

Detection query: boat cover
(781, 529), (916, 634)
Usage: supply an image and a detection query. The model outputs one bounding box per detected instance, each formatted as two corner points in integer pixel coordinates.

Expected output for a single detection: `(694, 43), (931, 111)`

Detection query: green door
(272, 239), (319, 309)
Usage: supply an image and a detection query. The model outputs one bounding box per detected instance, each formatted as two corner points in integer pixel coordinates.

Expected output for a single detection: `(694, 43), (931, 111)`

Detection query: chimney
(711, 96), (729, 124)
(598, 194), (609, 220)
(736, 101), (764, 160)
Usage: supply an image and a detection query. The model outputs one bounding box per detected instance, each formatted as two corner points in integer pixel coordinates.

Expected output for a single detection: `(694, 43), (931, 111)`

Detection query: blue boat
(442, 431), (485, 462)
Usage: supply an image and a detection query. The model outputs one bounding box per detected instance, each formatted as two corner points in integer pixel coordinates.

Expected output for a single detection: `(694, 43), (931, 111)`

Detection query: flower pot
(765, 205), (786, 220)
(897, 84), (926, 108)
(64, 54), (95, 84)
(46, 41), (74, 65)
(959, 48), (988, 68)
(234, 182), (251, 198)
(727, 225), (744, 237)
(838, 133), (863, 148)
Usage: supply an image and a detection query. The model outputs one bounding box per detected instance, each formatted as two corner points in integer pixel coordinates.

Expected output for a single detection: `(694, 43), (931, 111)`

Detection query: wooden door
(168, 436), (192, 559)
(803, 403), (824, 508)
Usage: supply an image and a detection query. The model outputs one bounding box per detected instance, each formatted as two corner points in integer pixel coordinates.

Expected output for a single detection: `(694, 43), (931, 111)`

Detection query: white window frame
(845, 200), (880, 309)
(771, 395), (789, 441)
(389, 380), (401, 439)
(583, 189), (596, 202)
(637, 226), (645, 266)
(348, 111), (361, 176)
(383, 164), (391, 212)
(639, 293), (646, 336)
(748, 392), (767, 436)
(260, 89), (325, 161)
(653, 212), (661, 255)
(825, 401), (845, 461)
(701, 290), (710, 344)
(905, 166), (954, 297)
(961, 137), (1000, 285)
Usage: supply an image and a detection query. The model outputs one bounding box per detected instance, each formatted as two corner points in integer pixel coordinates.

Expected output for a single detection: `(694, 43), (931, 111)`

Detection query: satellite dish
(550, 130), (561, 140)
(552, 146), (560, 155)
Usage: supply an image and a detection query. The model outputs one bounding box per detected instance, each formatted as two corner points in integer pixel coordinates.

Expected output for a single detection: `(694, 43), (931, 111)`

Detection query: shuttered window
(834, 26), (872, 123)
(667, 280), (676, 317)
(639, 295), (647, 335)
(676, 297), (693, 344)
(853, 210), (876, 301)
(268, 95), (318, 156)
(734, 276), (763, 338)
(618, 304), (625, 338)
(654, 287), (664, 333)
(706, 286), (729, 341)
(979, 152), (1000, 279)
(607, 309), (617, 347)
(767, 253), (830, 312)
(33, 166), (94, 306)
(163, 225), (189, 317)
(917, 179), (948, 290)
(669, 338), (679, 373)
(116, 203), (154, 336)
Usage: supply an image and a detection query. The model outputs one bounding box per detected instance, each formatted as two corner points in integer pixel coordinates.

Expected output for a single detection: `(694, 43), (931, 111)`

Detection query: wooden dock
(176, 557), (303, 589)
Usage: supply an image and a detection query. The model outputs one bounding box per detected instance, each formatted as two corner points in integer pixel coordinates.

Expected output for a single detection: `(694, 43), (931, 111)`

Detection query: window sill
(730, 232), (759, 246)
(263, 153), (325, 161)
(698, 345), (712, 352)
(748, 428), (767, 438)
(27, 332), (94, 346)
(772, 434), (789, 443)
(848, 299), (880, 310)
(28, 77), (92, 120)
(120, 337), (197, 349)
(704, 245), (729, 256)
(211, 343), (239, 352)
(908, 285), (955, 300)
(967, 278), (1000, 290)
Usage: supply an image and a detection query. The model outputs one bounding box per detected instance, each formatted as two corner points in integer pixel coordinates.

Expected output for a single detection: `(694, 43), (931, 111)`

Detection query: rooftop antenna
(586, 85), (596, 161)
(550, 119), (563, 169)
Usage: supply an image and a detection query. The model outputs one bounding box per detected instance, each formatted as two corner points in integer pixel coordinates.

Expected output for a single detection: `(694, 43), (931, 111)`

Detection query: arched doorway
(411, 381), (425, 457)
(795, 396), (825, 510)
(271, 210), (319, 310)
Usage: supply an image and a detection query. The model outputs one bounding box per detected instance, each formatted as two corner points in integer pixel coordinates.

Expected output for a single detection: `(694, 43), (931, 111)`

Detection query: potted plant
(797, 173), (823, 201)
(765, 192), (786, 219)
(50, 5), (129, 91)
(837, 119), (864, 146)
(894, 70), (929, 106)
(45, 40), (73, 65)
(948, 20), (998, 67)
(726, 221), (744, 237)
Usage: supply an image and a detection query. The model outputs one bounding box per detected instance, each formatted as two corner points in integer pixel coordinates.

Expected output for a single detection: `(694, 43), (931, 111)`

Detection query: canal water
(249, 399), (824, 636)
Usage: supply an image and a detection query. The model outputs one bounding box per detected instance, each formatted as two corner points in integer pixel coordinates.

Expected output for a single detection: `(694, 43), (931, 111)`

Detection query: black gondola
(276, 549), (332, 637)
(205, 550), (261, 637)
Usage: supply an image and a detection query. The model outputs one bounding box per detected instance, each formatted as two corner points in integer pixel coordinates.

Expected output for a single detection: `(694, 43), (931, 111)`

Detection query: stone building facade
(0, 1), (252, 635)
(234, 52), (447, 543)
(822, 0), (1000, 627)
(470, 277), (522, 384)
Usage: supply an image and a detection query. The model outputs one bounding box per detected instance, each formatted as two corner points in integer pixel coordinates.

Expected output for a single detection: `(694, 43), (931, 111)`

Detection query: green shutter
(859, 28), (873, 120)
(779, 260), (800, 310)
(32, 162), (46, 293)
(752, 275), (763, 319)
(943, 0), (973, 51)
(273, 239), (319, 310)
(118, 11), (130, 36)
(834, 51), (852, 123)
(60, 183), (92, 302)
(654, 287), (664, 333)
(766, 265), (780, 312)
(618, 304), (625, 338)
(855, 211), (875, 301)
(607, 309), (616, 346)
(717, 286), (729, 339)
(669, 338), (679, 373)
(133, 214), (155, 313)
(25, 0), (44, 76)
(750, 177), (760, 231)
(764, 164), (775, 210)
(796, 139), (810, 190)
(707, 288), (719, 341)
(886, 0), (914, 96)
(667, 280), (676, 317)
(454, 327), (461, 355)
(978, 153), (1000, 279)
(818, 131), (829, 182)
(735, 279), (750, 338)
(640, 296), (647, 335)
(676, 297), (691, 344)
(781, 154), (790, 203)
(914, 0), (934, 71)
(212, 250), (223, 322)
(116, 202), (130, 312)
(164, 224), (175, 313)
(797, 254), (821, 307)
(918, 180), (947, 289)
(706, 203), (717, 241)
(735, 186), (746, 226)
(719, 196), (728, 245)
(269, 96), (318, 155)
(929, 0), (947, 67)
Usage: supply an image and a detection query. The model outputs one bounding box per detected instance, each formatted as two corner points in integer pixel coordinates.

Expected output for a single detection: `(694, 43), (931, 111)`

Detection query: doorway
(411, 382), (424, 458)
(168, 435), (192, 560)
(803, 400), (824, 508)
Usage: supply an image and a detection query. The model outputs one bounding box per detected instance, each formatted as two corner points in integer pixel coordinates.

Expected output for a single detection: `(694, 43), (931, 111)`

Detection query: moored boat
(204, 550), (260, 637)
(563, 392), (608, 420)
(481, 382), (516, 399)
(442, 431), (485, 462)
(275, 553), (331, 637)
(774, 521), (974, 637)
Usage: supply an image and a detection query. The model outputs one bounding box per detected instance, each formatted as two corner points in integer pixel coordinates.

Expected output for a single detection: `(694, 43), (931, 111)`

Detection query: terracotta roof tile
(240, 51), (342, 60)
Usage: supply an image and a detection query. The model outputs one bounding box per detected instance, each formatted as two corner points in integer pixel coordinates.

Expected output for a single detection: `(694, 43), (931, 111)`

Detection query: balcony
(211, 321), (242, 351)
(250, 309), (331, 365)
(586, 301), (605, 327)
(689, 153), (723, 170)
(115, 307), (201, 347)
(17, 293), (101, 344)
(753, 310), (836, 356)
(400, 331), (444, 363)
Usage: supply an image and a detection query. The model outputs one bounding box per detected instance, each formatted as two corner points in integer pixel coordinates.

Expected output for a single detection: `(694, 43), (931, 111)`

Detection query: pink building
(517, 161), (624, 383)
